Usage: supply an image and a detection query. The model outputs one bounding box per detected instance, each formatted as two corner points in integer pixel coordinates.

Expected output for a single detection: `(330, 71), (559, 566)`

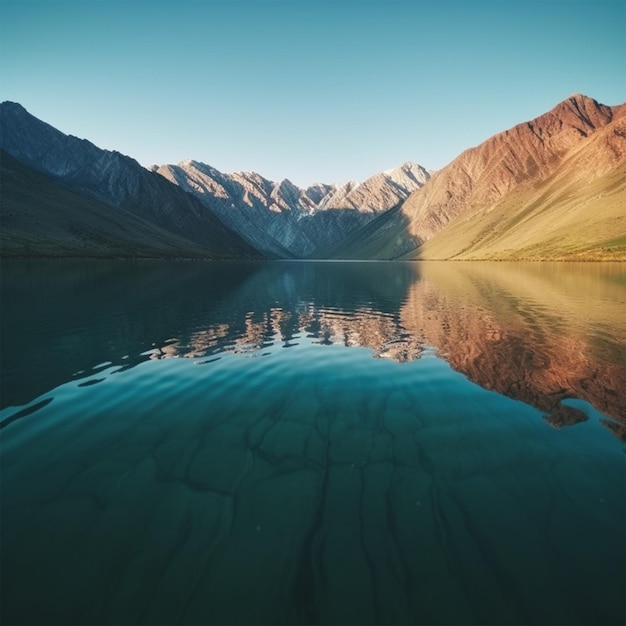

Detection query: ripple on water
(1, 260), (624, 626)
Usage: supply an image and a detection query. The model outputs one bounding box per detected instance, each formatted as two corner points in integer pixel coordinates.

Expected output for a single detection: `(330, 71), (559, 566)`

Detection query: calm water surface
(1, 260), (624, 625)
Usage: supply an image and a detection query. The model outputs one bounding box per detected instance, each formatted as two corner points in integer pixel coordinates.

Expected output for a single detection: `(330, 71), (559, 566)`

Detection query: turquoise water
(1, 260), (624, 625)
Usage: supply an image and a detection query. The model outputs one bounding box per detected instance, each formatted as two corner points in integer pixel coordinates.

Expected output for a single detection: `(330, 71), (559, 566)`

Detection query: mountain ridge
(0, 101), (262, 259)
(1, 95), (623, 261)
(404, 94), (620, 239)
(406, 94), (626, 260)
(153, 158), (430, 257)
(0, 150), (229, 258)
(317, 94), (626, 261)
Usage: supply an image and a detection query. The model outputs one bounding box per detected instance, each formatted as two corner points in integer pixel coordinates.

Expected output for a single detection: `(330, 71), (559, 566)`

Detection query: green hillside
(408, 157), (626, 261)
(0, 151), (254, 259)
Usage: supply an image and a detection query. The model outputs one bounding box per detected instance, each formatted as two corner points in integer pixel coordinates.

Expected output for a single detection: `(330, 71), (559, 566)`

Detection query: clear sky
(1, 0), (624, 186)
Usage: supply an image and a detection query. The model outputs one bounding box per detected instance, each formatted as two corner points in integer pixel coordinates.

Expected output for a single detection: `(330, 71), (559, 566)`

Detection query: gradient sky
(1, 0), (624, 186)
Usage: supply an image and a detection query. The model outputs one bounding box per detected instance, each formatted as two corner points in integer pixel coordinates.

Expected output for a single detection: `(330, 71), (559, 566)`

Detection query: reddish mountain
(319, 95), (625, 260)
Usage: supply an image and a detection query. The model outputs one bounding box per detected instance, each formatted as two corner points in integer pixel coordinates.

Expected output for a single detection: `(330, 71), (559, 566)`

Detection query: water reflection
(2, 260), (625, 625)
(404, 262), (626, 437)
(2, 260), (624, 438)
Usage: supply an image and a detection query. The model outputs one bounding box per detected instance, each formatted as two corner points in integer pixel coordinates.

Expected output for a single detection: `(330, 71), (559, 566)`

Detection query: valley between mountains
(1, 94), (624, 261)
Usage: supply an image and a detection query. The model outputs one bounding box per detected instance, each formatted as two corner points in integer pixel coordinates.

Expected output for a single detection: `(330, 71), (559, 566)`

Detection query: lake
(1, 260), (624, 625)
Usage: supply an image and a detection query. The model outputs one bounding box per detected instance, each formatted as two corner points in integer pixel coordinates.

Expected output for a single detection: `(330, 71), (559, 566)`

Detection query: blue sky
(1, 0), (624, 186)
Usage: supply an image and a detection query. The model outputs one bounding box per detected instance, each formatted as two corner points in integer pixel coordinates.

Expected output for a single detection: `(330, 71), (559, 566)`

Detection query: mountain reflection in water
(1, 259), (625, 626)
(2, 260), (625, 439)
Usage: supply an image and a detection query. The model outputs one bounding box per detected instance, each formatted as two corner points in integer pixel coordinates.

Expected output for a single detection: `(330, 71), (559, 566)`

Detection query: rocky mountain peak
(153, 158), (430, 256)
(393, 94), (626, 257)
(1, 100), (27, 114)
(384, 161), (431, 188)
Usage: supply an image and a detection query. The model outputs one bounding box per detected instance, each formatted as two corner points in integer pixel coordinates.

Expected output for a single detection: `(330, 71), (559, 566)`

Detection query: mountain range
(0, 94), (624, 260)
(154, 159), (429, 257)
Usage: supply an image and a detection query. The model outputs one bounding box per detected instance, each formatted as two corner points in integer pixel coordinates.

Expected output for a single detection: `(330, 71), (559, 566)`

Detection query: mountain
(3, 95), (621, 262)
(154, 159), (430, 257)
(0, 151), (234, 258)
(317, 162), (432, 211)
(0, 102), (261, 259)
(322, 94), (626, 261)
(411, 101), (626, 260)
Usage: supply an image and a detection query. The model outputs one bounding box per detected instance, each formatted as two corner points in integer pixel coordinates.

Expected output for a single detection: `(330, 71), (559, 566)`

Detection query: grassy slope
(408, 162), (626, 261)
(403, 106), (626, 261)
(0, 151), (250, 258)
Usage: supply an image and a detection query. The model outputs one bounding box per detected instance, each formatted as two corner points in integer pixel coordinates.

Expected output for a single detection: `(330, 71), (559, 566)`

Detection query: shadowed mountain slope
(0, 102), (262, 259)
(0, 151), (240, 258)
(310, 204), (417, 260)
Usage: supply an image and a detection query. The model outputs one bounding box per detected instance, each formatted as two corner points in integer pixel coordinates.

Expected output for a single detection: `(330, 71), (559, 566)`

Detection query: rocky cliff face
(319, 162), (430, 211)
(154, 159), (430, 257)
(414, 101), (626, 260)
(400, 94), (625, 256)
(0, 102), (261, 258)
